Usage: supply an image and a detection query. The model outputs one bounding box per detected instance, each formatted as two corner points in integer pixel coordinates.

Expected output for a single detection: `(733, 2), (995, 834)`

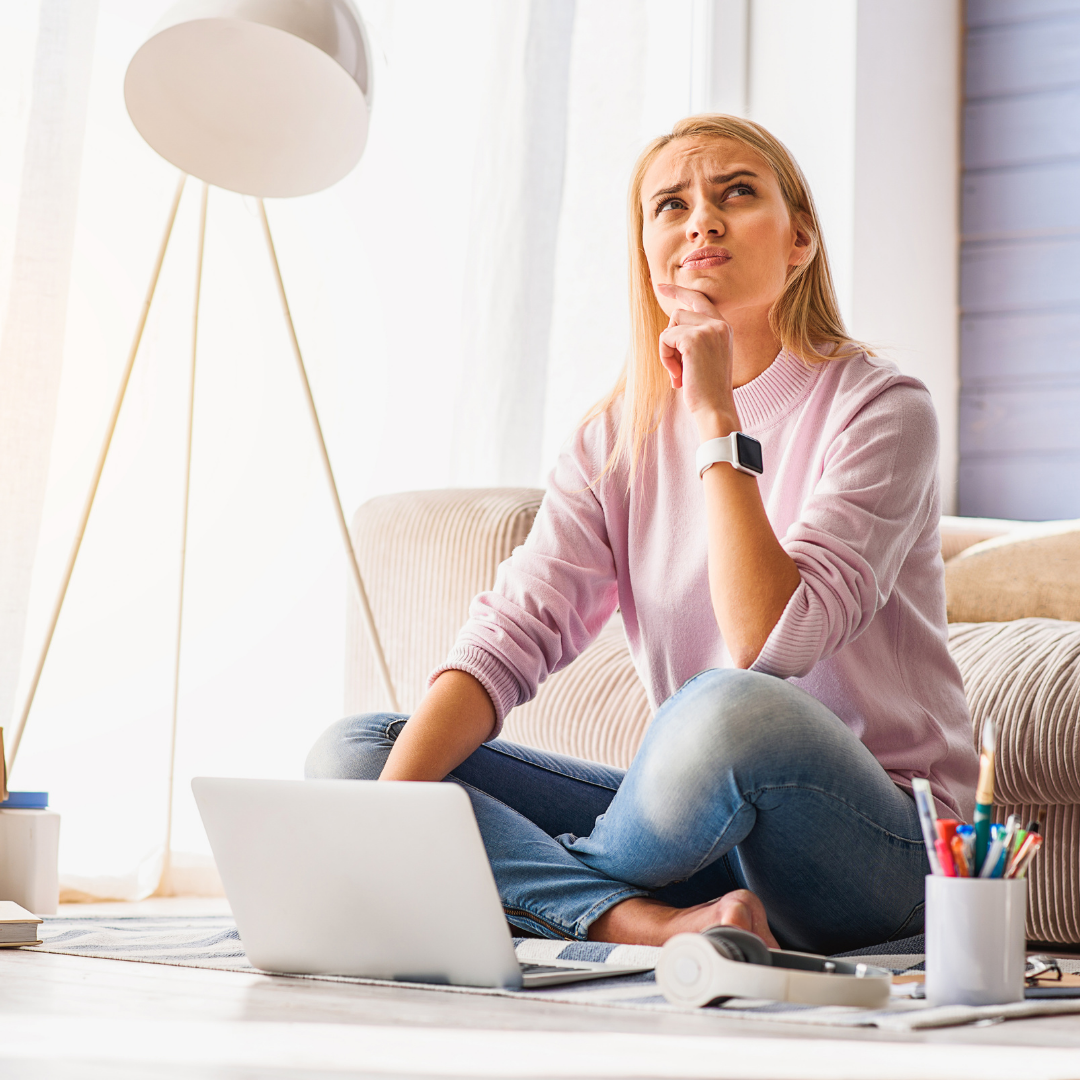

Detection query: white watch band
(696, 434), (740, 478)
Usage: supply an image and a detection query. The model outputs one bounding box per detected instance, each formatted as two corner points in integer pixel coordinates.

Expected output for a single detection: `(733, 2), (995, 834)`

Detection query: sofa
(346, 489), (1080, 946)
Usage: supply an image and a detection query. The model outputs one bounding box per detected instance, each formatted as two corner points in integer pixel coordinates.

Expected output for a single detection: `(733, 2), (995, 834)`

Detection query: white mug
(924, 876), (1026, 1007)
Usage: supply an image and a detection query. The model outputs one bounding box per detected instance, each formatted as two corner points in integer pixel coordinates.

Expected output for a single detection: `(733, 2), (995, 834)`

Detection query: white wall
(852, 1), (961, 514)
(703, 0), (962, 511)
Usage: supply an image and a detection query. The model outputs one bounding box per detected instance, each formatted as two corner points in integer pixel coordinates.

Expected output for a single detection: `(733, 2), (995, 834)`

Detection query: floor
(3, 900), (1080, 1079)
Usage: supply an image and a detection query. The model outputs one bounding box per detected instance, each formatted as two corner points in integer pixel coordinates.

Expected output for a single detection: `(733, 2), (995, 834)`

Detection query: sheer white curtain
(4, 0), (699, 899)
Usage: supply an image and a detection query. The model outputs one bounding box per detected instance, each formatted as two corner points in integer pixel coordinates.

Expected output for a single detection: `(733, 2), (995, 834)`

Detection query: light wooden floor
(2, 900), (1079, 1078)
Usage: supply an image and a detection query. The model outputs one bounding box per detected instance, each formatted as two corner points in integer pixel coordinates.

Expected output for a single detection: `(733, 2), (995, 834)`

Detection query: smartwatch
(696, 432), (764, 478)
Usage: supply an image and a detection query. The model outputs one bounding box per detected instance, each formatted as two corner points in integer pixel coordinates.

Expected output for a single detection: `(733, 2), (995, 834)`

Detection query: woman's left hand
(656, 282), (738, 432)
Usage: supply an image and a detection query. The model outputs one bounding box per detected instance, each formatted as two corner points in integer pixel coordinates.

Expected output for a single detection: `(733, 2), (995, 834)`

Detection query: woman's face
(640, 137), (809, 321)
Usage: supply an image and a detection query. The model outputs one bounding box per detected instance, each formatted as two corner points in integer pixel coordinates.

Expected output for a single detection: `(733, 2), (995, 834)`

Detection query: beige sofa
(346, 489), (1080, 946)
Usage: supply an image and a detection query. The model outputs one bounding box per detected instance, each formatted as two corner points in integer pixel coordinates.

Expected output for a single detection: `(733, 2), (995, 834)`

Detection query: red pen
(935, 838), (957, 876)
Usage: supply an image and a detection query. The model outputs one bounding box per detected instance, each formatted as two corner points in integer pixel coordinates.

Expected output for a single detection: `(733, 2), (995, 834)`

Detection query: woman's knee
(643, 668), (845, 782)
(304, 712), (407, 780)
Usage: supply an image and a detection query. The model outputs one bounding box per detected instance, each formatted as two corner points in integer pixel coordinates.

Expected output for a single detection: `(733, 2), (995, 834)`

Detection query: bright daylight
(0, 1), (1079, 1077)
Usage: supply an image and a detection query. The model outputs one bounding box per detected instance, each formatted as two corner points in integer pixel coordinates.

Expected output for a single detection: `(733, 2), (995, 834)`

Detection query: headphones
(656, 926), (892, 1009)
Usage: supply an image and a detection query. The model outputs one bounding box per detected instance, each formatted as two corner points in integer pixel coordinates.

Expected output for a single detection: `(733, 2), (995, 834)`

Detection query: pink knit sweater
(434, 350), (979, 820)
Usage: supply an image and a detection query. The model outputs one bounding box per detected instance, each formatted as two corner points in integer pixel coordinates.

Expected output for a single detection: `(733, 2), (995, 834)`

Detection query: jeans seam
(482, 741), (623, 795)
(685, 782), (923, 880)
(451, 776), (642, 941)
(742, 782), (925, 845)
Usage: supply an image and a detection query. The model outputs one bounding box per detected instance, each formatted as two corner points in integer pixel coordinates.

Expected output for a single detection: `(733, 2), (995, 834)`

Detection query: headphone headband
(656, 928), (892, 1009)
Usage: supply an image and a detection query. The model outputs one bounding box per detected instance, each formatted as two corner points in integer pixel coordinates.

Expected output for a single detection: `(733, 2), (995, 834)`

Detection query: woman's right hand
(379, 670), (497, 782)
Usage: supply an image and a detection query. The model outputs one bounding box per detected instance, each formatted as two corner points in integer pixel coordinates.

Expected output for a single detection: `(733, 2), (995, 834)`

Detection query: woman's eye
(725, 184), (754, 200)
(656, 198), (687, 214)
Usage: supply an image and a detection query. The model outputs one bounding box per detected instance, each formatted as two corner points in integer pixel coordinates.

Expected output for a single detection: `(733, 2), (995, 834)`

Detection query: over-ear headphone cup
(700, 925), (773, 967)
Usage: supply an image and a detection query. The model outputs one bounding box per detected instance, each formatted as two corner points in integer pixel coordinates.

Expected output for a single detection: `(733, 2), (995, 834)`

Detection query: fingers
(658, 334), (683, 388)
(655, 282), (721, 317)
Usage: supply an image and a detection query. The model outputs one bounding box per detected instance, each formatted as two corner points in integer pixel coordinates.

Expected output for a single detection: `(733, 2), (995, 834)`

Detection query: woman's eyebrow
(649, 170), (759, 203)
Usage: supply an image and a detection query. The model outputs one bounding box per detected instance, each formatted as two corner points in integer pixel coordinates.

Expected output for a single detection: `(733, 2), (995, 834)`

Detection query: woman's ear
(788, 220), (813, 267)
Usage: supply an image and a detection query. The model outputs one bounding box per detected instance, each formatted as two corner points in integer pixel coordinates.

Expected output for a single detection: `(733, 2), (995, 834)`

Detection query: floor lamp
(8, 0), (400, 877)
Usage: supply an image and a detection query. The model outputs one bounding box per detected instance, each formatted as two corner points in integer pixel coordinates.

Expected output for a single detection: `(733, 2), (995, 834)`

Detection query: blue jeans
(306, 668), (928, 954)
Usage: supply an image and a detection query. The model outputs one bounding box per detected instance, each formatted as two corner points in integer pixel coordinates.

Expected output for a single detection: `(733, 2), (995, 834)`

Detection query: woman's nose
(686, 203), (724, 239)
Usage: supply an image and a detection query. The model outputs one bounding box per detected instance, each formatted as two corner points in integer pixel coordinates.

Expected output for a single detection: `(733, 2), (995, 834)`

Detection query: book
(0, 901), (43, 946)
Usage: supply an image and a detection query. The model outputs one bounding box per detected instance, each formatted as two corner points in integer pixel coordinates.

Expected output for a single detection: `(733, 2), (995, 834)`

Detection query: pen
(911, 779), (942, 875)
(978, 827), (1006, 878)
(958, 824), (976, 875)
(951, 833), (970, 877)
(1007, 832), (1040, 878)
(1007, 835), (1043, 879)
(1002, 814), (1020, 865)
(935, 837), (957, 876)
(974, 718), (996, 873)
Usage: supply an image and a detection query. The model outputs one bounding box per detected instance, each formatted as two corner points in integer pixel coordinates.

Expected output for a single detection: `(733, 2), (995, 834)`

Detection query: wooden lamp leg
(158, 182), (209, 895)
(6, 174), (189, 775)
(257, 199), (401, 714)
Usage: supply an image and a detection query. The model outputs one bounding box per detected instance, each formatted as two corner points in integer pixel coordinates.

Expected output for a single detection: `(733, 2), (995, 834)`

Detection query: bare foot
(587, 889), (779, 949)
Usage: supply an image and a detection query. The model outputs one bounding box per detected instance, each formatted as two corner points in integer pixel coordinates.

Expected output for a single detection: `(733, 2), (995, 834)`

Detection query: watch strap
(697, 434), (739, 478)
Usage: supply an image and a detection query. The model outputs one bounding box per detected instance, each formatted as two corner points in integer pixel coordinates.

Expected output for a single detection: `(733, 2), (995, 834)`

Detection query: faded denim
(306, 668), (928, 953)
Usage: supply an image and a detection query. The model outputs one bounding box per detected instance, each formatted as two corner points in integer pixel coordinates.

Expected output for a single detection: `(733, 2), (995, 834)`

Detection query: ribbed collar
(732, 349), (821, 431)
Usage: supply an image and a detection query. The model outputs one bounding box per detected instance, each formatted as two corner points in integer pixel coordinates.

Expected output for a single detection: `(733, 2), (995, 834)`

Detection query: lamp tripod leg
(257, 199), (401, 714)
(6, 173), (189, 776)
(157, 182), (208, 897)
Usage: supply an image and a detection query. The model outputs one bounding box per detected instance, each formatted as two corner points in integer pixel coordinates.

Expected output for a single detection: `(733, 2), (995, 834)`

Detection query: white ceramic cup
(924, 876), (1026, 1007)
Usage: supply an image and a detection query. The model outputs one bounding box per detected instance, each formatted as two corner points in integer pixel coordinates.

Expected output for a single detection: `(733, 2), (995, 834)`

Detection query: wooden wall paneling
(960, 385), (1080, 454)
(961, 311), (1080, 382)
(966, 12), (1080, 97)
(963, 163), (1080, 235)
(967, 1), (1080, 31)
(959, 457), (1080, 519)
(964, 89), (1080, 170)
(961, 237), (1080, 312)
(960, 4), (1080, 519)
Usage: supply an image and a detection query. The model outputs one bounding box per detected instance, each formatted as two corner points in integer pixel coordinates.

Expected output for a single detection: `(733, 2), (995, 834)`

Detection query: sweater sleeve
(750, 381), (939, 679)
(429, 424), (620, 732)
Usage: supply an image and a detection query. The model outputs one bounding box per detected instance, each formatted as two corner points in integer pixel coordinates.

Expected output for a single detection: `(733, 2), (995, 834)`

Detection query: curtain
(3, 0), (701, 899)
(0, 0), (98, 773)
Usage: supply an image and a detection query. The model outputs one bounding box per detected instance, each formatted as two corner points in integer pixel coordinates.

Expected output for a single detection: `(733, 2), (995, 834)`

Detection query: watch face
(735, 433), (764, 474)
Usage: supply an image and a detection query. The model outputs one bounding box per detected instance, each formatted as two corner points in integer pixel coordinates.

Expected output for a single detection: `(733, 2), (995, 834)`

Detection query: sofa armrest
(949, 619), (1080, 804)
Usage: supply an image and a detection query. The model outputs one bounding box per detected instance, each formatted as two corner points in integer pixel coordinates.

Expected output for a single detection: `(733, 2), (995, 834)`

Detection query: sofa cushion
(945, 521), (1080, 623)
(948, 618), (1080, 804)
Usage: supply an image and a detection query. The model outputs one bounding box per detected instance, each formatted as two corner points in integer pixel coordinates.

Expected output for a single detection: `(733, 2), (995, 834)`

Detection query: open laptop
(192, 777), (653, 989)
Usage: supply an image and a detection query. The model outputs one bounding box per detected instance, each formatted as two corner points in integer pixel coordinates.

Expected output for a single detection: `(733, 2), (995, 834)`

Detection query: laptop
(192, 777), (653, 989)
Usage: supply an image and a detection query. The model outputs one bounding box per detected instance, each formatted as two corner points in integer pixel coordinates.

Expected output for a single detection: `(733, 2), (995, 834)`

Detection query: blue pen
(979, 823), (1006, 878)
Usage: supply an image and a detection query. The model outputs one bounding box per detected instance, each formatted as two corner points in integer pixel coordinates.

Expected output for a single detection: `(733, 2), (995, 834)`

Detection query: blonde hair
(591, 114), (865, 479)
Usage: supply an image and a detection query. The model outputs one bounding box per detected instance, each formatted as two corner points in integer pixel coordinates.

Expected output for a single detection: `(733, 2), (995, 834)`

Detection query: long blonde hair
(591, 114), (864, 479)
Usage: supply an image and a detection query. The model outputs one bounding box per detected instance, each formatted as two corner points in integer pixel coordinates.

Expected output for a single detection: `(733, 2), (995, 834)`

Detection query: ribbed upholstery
(993, 803), (1080, 946)
(948, 620), (1080, 804)
(346, 488), (654, 768)
(346, 492), (1080, 943)
(346, 489), (543, 716)
(949, 619), (1080, 943)
(503, 614), (652, 769)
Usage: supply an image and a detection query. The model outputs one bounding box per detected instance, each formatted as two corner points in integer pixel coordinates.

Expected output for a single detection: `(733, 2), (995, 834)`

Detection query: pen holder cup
(924, 876), (1026, 1007)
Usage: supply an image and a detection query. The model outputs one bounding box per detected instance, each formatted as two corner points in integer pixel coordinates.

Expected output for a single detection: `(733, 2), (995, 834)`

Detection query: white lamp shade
(124, 0), (372, 197)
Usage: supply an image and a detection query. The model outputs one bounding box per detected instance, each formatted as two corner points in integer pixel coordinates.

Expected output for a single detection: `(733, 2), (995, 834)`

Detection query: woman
(307, 115), (978, 955)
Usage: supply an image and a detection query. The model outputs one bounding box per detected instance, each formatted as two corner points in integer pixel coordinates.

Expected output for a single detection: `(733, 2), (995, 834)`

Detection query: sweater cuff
(429, 644), (524, 737)
(749, 582), (825, 679)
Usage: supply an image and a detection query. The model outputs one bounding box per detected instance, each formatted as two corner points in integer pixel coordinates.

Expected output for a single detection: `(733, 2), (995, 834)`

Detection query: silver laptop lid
(192, 777), (522, 987)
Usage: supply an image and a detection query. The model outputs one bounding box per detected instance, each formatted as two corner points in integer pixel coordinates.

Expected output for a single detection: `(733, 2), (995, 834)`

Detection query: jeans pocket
(886, 900), (925, 942)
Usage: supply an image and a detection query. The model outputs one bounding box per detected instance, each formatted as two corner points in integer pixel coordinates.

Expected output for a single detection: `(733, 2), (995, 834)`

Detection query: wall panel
(959, 2), (1080, 518)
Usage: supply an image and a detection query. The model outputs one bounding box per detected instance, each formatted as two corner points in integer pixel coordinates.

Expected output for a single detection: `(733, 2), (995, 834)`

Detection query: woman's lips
(681, 247), (732, 269)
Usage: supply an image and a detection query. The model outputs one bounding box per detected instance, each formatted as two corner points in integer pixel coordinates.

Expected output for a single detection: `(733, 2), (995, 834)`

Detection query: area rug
(31, 915), (1080, 1032)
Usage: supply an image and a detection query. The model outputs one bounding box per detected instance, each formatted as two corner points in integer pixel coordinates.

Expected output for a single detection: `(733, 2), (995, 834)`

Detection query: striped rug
(32, 915), (1080, 1032)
